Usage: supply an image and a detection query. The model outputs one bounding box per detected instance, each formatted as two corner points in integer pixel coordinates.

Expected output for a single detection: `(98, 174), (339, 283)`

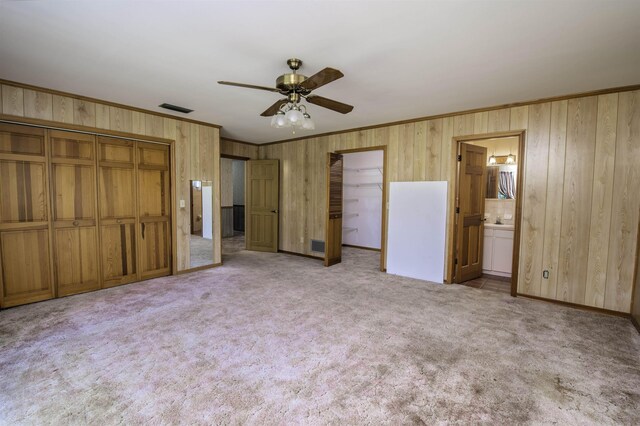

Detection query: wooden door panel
(99, 167), (136, 219)
(50, 133), (94, 161)
(0, 124), (45, 157)
(0, 228), (53, 306)
(0, 160), (48, 223)
(138, 169), (169, 217)
(52, 164), (95, 221)
(99, 138), (134, 164)
(325, 153), (343, 266)
(54, 227), (99, 296)
(246, 160), (279, 253)
(100, 223), (137, 287)
(139, 221), (170, 278)
(455, 143), (487, 282)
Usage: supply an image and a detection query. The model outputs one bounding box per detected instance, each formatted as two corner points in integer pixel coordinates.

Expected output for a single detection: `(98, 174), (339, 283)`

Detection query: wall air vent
(159, 103), (193, 114)
(311, 240), (325, 253)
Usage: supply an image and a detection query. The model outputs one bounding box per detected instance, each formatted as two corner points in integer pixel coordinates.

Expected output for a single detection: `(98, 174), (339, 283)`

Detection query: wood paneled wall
(221, 138), (258, 159)
(1, 83), (221, 270)
(259, 89), (640, 313)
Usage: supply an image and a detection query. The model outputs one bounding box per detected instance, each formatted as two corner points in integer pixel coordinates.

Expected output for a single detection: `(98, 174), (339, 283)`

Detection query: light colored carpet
(1, 247), (639, 424)
(189, 234), (214, 268)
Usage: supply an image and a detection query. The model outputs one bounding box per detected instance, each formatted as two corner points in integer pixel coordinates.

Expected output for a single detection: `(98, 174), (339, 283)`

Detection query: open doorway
(451, 132), (525, 296)
(220, 156), (248, 257)
(325, 146), (387, 271)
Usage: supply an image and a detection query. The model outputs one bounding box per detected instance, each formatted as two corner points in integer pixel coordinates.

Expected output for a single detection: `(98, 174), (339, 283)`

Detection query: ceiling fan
(218, 58), (353, 130)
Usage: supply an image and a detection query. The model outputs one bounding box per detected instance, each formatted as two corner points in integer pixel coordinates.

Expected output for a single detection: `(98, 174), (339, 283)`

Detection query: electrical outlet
(543, 270), (549, 279)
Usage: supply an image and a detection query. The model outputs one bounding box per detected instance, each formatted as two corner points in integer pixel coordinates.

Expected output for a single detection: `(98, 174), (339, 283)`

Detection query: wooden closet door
(0, 124), (54, 307)
(136, 142), (171, 279)
(50, 130), (100, 296)
(98, 137), (138, 287)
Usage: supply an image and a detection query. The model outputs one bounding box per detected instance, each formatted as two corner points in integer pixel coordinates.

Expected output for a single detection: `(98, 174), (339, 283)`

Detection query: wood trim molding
(220, 137), (260, 147)
(0, 115), (174, 145)
(518, 293), (631, 318)
(0, 78), (222, 129)
(175, 262), (223, 275)
(447, 130), (526, 297)
(259, 83), (640, 146)
(278, 249), (324, 261)
(335, 145), (388, 271)
(342, 244), (381, 252)
(220, 154), (251, 161)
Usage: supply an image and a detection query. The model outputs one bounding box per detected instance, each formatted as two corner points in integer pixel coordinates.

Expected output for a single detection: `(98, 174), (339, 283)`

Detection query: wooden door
(455, 143), (487, 283)
(137, 142), (171, 280)
(324, 153), (343, 266)
(0, 124), (54, 307)
(245, 160), (279, 252)
(50, 130), (100, 296)
(98, 137), (138, 287)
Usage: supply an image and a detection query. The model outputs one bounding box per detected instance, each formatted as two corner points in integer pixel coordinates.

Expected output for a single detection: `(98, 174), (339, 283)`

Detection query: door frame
(326, 145), (388, 272)
(220, 154), (249, 255)
(449, 130), (525, 296)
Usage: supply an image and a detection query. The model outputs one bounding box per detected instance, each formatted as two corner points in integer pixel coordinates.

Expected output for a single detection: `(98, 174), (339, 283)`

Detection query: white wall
(342, 150), (384, 249)
(202, 184), (213, 240)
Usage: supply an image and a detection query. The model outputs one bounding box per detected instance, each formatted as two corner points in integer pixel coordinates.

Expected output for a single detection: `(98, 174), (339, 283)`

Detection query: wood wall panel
(541, 101), (568, 299)
(1, 83), (221, 273)
(221, 158), (233, 207)
(517, 103), (550, 296)
(73, 99), (96, 127)
(1, 85), (24, 117)
(605, 90), (640, 312)
(258, 89), (640, 313)
(24, 89), (53, 120)
(585, 94), (618, 307)
(53, 95), (74, 124)
(557, 97), (598, 305)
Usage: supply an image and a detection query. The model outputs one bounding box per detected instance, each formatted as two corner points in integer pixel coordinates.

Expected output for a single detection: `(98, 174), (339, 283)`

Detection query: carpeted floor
(189, 234), (214, 268)
(1, 247), (639, 424)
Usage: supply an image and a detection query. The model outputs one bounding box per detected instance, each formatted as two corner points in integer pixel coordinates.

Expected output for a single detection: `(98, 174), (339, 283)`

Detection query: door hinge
(455, 207), (460, 214)
(457, 154), (462, 161)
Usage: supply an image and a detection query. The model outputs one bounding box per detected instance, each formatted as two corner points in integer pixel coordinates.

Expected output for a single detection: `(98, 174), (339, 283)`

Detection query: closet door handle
(72, 220), (79, 227)
(271, 209), (278, 213)
(141, 223), (146, 239)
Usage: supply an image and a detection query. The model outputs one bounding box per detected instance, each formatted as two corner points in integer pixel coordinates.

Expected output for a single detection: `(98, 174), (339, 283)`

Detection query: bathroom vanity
(482, 223), (514, 277)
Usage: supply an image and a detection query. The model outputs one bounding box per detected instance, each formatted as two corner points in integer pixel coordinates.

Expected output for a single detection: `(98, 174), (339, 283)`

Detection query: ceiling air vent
(159, 103), (193, 114)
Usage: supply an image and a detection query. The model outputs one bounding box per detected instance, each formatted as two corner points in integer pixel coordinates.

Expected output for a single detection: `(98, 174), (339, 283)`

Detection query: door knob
(271, 210), (278, 213)
(72, 220), (79, 226)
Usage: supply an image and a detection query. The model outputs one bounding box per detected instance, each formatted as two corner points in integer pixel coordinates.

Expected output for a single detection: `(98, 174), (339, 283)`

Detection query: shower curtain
(498, 171), (515, 199)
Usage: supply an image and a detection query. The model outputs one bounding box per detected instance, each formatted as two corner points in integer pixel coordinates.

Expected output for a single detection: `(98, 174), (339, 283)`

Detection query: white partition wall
(387, 181), (448, 283)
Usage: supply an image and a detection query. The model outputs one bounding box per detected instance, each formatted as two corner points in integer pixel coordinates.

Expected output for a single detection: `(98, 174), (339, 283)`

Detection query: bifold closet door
(49, 130), (100, 296)
(137, 142), (171, 280)
(0, 124), (54, 307)
(98, 137), (138, 287)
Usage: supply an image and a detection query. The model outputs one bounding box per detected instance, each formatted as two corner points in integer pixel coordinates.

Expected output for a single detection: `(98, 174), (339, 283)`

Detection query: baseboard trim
(278, 250), (324, 261)
(175, 263), (222, 275)
(342, 244), (381, 252)
(517, 293), (629, 318)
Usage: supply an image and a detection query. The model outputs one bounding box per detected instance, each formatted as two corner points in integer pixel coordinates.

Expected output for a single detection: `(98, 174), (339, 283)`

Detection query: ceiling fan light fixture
(285, 106), (304, 124)
(302, 112), (315, 130)
(271, 110), (288, 128)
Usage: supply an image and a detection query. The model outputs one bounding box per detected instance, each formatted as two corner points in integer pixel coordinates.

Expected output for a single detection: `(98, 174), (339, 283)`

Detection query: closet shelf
(344, 167), (383, 174)
(343, 227), (358, 232)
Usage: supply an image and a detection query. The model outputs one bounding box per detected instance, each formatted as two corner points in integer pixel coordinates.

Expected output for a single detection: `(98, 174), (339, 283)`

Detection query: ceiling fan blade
(306, 95), (353, 114)
(299, 68), (344, 91)
(260, 98), (289, 117)
(218, 81), (282, 93)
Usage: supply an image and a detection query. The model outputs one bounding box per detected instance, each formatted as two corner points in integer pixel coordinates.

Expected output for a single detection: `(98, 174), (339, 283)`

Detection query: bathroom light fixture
(488, 154), (497, 165)
(506, 153), (516, 164)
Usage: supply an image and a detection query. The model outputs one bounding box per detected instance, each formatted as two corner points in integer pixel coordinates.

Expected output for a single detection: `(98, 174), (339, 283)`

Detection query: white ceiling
(1, 1), (639, 144)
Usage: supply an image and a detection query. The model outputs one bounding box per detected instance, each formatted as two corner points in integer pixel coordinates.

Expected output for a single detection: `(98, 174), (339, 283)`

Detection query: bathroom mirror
(486, 165), (517, 200)
(189, 180), (214, 268)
